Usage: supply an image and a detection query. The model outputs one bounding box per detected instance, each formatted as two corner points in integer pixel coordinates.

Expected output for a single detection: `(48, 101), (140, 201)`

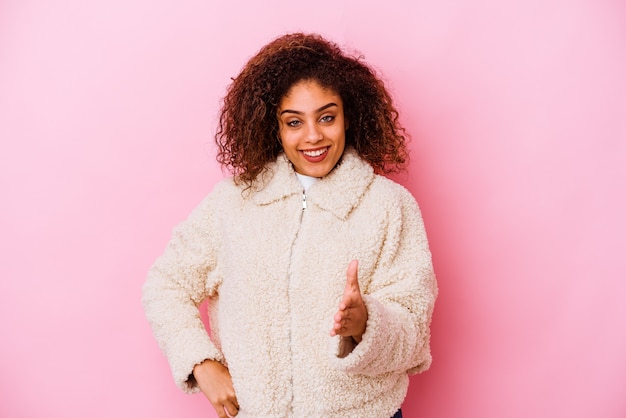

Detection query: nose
(306, 122), (323, 143)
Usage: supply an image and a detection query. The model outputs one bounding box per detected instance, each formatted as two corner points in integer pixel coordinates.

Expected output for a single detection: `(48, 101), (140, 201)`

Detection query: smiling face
(277, 80), (347, 178)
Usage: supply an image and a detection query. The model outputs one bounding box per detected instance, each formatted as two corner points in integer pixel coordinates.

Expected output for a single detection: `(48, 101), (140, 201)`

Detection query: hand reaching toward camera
(330, 260), (368, 343)
(193, 360), (239, 418)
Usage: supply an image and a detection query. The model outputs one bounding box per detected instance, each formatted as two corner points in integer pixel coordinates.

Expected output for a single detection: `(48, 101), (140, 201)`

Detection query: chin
(305, 164), (334, 178)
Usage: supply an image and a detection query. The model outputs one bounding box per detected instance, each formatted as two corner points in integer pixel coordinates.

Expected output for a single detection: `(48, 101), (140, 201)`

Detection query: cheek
(279, 132), (301, 154)
(332, 125), (346, 143)
(279, 130), (294, 145)
(278, 122), (290, 141)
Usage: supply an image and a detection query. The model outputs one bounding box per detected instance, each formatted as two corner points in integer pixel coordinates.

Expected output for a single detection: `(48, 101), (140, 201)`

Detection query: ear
(344, 118), (350, 130)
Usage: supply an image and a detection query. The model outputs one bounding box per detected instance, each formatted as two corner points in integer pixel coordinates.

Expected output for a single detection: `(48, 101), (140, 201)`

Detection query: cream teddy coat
(142, 149), (437, 418)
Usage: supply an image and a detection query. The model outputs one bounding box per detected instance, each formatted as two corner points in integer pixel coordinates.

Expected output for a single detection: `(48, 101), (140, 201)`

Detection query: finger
(224, 401), (239, 417)
(334, 311), (346, 323)
(334, 312), (353, 331)
(216, 405), (228, 418)
(333, 320), (343, 332)
(223, 407), (233, 418)
(330, 314), (344, 336)
(345, 259), (359, 293)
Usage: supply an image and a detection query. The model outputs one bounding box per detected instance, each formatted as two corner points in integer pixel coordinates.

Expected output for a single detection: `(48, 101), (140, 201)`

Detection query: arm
(142, 194), (225, 393)
(330, 187), (438, 376)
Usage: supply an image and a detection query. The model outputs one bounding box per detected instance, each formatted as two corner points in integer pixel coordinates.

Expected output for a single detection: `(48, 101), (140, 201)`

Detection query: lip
(300, 146), (329, 163)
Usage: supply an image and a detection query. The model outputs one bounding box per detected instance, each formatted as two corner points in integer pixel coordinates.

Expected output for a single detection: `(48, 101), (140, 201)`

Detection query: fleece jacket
(142, 148), (438, 418)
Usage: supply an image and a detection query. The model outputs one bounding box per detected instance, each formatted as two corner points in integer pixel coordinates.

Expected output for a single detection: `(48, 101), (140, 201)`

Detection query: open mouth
(301, 147), (329, 162)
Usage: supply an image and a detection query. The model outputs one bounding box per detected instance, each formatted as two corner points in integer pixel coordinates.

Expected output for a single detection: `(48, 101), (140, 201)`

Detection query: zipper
(285, 190), (307, 412)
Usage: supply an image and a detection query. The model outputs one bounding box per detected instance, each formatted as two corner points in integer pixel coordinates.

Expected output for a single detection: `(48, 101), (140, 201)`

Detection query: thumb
(345, 259), (359, 293)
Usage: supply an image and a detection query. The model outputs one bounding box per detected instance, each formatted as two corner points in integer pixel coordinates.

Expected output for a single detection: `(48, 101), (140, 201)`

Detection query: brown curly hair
(215, 32), (409, 185)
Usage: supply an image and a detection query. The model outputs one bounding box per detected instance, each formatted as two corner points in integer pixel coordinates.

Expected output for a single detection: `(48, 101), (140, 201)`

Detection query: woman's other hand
(330, 260), (368, 343)
(193, 360), (239, 418)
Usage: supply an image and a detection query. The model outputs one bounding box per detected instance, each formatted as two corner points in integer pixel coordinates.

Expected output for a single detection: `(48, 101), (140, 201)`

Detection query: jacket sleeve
(330, 186), (438, 377)
(142, 193), (225, 393)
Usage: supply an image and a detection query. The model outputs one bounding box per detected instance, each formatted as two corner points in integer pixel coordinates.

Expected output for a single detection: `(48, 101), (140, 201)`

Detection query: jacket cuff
(173, 343), (225, 394)
(328, 295), (386, 374)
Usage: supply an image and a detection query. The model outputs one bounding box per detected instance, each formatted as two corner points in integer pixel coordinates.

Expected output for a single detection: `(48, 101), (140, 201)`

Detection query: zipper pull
(302, 192), (307, 210)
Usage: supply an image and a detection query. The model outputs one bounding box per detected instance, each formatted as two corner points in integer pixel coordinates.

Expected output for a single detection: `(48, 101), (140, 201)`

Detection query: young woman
(143, 32), (437, 418)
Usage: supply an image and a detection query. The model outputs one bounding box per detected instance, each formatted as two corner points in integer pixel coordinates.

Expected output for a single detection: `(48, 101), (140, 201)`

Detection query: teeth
(303, 148), (327, 157)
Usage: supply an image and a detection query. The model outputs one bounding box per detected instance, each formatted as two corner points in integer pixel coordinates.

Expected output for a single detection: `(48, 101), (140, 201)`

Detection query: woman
(143, 32), (437, 418)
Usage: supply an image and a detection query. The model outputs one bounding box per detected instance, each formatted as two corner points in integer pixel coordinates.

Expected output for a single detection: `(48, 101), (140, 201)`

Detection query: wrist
(193, 359), (216, 379)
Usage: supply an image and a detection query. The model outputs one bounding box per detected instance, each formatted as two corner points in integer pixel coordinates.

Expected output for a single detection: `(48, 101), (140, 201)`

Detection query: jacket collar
(249, 148), (375, 220)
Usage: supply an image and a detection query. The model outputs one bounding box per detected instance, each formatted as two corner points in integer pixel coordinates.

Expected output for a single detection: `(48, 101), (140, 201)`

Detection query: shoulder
(210, 176), (241, 199)
(337, 150), (416, 203)
(185, 176), (244, 220)
(369, 174), (419, 209)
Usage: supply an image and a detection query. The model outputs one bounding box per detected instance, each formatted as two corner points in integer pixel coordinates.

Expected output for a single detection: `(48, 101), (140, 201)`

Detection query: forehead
(279, 80), (342, 109)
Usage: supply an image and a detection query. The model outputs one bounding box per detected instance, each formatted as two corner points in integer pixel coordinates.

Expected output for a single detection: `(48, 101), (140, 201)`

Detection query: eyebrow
(279, 102), (338, 116)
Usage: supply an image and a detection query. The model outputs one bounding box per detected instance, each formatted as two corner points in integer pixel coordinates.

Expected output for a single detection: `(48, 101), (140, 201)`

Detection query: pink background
(1, 0), (625, 417)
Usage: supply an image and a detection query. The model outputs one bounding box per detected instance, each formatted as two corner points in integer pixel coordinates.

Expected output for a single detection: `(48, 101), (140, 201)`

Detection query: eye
(319, 115), (335, 123)
(286, 119), (302, 127)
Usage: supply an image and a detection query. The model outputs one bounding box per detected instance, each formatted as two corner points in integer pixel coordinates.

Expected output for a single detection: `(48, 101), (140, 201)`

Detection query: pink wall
(1, 0), (625, 417)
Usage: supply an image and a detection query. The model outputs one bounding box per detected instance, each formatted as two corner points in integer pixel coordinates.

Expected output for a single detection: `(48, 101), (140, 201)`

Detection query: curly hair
(215, 32), (409, 185)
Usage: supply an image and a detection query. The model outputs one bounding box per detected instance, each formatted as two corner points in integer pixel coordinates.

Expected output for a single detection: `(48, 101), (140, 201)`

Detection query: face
(277, 80), (347, 178)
